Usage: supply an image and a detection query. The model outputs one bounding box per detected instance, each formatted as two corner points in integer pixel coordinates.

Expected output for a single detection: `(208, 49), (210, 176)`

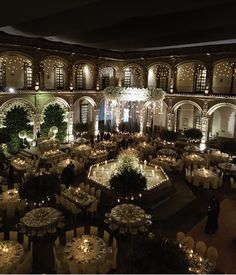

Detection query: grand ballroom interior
(1, 1), (236, 274)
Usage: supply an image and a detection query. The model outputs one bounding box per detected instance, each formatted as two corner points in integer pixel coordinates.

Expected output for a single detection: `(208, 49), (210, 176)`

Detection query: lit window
(26, 66), (32, 88)
(55, 66), (64, 89)
(195, 67), (207, 93)
(102, 75), (110, 89)
(76, 66), (85, 89)
(156, 65), (170, 91)
(80, 103), (88, 123)
(124, 69), (131, 87)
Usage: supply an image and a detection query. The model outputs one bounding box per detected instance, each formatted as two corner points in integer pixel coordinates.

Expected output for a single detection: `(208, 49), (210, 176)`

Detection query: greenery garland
(103, 86), (165, 102)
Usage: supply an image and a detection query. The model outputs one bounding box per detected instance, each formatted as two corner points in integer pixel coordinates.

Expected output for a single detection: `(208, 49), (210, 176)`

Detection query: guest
(97, 133), (100, 142)
(205, 196), (220, 234)
(7, 164), (14, 189)
(100, 131), (104, 141)
(90, 134), (95, 148)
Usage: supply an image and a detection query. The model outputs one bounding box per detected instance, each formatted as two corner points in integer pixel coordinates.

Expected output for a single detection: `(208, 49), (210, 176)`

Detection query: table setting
(137, 142), (155, 155)
(11, 157), (32, 172)
(105, 203), (152, 234)
(64, 235), (109, 273)
(0, 188), (21, 216)
(89, 149), (109, 163)
(61, 186), (96, 209)
(18, 207), (64, 236)
(183, 153), (205, 166)
(184, 145), (201, 153)
(56, 158), (84, 174)
(73, 144), (92, 157)
(157, 148), (177, 157)
(218, 162), (236, 175)
(0, 240), (24, 274)
(97, 140), (117, 150)
(150, 156), (177, 171)
(210, 150), (229, 164)
(193, 168), (219, 188)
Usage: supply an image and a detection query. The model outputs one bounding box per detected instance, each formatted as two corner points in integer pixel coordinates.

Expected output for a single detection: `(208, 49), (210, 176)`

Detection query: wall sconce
(96, 84), (99, 91)
(35, 82), (39, 91)
(69, 83), (73, 92)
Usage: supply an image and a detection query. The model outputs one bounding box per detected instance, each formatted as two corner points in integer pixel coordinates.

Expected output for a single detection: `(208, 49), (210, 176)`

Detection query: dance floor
(188, 198), (236, 273)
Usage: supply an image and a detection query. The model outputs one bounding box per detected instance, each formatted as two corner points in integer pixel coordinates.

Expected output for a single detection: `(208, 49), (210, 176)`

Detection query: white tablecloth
(218, 163), (236, 175)
(0, 189), (20, 217)
(19, 207), (64, 236)
(64, 235), (109, 274)
(183, 153), (205, 166)
(56, 158), (84, 174)
(0, 240), (24, 274)
(193, 168), (219, 188)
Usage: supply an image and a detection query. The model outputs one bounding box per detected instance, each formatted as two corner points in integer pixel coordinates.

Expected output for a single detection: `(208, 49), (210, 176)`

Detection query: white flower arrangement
(103, 86), (165, 102)
(113, 149), (140, 176)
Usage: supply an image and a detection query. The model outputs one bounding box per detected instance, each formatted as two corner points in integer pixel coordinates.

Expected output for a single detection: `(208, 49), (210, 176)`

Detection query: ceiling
(1, 0), (236, 52)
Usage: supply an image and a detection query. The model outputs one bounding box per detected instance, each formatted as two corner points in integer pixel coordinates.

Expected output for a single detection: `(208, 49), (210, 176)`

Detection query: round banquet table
(61, 186), (96, 210)
(73, 144), (92, 157)
(64, 235), (109, 274)
(0, 240), (24, 274)
(0, 189), (20, 217)
(107, 204), (151, 233)
(193, 168), (219, 188)
(18, 207), (64, 273)
(56, 158), (84, 174)
(184, 145), (200, 152)
(210, 151), (229, 164)
(97, 141), (117, 150)
(218, 163), (236, 175)
(183, 153), (205, 166)
(11, 158), (32, 172)
(157, 148), (177, 157)
(89, 150), (109, 163)
(150, 156), (177, 171)
(137, 142), (155, 155)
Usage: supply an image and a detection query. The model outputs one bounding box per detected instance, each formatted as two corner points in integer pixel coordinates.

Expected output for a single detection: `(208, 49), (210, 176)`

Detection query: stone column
(67, 110), (74, 142)
(34, 112), (41, 138)
(167, 109), (175, 131)
(32, 59), (40, 90)
(93, 63), (99, 91)
(201, 116), (209, 144)
(139, 107), (145, 134)
(93, 109), (99, 135)
(206, 63), (213, 94)
(172, 66), (177, 93)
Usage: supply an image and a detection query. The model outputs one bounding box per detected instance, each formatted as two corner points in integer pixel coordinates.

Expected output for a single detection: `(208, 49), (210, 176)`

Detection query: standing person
(90, 134), (95, 148)
(205, 196), (220, 234)
(7, 164), (14, 190)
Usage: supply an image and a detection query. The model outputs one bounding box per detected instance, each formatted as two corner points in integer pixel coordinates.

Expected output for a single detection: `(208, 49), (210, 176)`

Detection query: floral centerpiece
(103, 86), (165, 102)
(109, 149), (147, 199)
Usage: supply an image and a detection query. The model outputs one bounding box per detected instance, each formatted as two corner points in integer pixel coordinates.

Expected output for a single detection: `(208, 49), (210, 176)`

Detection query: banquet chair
(84, 184), (90, 193)
(76, 226), (85, 238)
(95, 189), (101, 202)
(0, 232), (4, 241)
(17, 200), (26, 216)
(70, 203), (82, 221)
(79, 182), (85, 190)
(66, 230), (74, 243)
(207, 246), (218, 268)
(183, 236), (194, 250)
(89, 187), (96, 196)
(90, 226), (98, 236)
(185, 168), (192, 183)
(86, 200), (98, 217)
(230, 177), (236, 189)
(2, 185), (8, 192)
(219, 173), (224, 187)
(103, 230), (110, 244)
(9, 231), (18, 242)
(98, 258), (112, 274)
(195, 241), (207, 257)
(176, 232), (185, 244)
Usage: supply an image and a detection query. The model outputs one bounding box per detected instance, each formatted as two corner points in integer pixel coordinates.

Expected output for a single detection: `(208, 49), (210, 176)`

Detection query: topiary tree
(19, 173), (60, 203)
(3, 106), (32, 154)
(160, 130), (178, 142)
(41, 104), (67, 143)
(109, 150), (147, 199)
(184, 128), (203, 141)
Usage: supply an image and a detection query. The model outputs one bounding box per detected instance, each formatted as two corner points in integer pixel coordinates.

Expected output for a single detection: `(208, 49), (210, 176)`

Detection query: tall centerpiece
(109, 149), (147, 201)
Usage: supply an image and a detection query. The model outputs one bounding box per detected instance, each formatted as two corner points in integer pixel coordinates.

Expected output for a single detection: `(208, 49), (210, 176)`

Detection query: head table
(61, 186), (96, 209)
(0, 240), (24, 274)
(64, 235), (110, 274)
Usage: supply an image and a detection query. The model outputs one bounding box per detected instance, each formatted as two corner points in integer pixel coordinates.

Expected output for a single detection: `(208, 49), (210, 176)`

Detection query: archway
(207, 103), (236, 139)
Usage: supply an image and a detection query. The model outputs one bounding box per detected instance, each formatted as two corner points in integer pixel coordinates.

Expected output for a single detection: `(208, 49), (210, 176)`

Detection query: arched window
(76, 65), (85, 89)
(25, 65), (32, 88)
(156, 65), (170, 91)
(124, 69), (131, 87)
(195, 65), (207, 93)
(55, 66), (64, 89)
